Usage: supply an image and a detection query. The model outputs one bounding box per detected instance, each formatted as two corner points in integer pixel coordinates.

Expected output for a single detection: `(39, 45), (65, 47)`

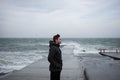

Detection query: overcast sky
(0, 0), (120, 38)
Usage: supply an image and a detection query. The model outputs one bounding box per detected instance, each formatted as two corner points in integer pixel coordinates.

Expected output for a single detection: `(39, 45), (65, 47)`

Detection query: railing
(98, 48), (120, 53)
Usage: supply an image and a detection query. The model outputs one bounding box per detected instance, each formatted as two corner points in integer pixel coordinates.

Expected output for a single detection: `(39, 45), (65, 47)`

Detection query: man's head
(53, 34), (61, 44)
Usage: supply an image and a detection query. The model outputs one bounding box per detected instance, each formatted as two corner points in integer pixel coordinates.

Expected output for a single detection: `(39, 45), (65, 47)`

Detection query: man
(48, 34), (63, 80)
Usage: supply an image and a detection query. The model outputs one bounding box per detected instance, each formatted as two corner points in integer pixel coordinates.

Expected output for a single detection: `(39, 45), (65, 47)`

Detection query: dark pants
(50, 71), (61, 80)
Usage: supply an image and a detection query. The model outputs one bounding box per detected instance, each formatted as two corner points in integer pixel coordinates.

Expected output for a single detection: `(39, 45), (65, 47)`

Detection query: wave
(62, 41), (101, 56)
(0, 51), (45, 74)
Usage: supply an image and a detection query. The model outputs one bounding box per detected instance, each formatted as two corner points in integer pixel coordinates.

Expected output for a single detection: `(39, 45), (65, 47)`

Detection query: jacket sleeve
(48, 47), (61, 68)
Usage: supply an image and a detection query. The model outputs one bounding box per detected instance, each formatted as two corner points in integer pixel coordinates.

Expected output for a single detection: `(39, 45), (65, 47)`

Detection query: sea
(0, 38), (120, 74)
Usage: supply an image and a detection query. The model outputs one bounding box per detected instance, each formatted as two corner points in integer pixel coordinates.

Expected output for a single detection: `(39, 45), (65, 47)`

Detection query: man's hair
(53, 34), (60, 42)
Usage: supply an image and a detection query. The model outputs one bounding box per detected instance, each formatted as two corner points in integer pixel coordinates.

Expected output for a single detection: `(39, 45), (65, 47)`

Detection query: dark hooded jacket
(48, 40), (63, 72)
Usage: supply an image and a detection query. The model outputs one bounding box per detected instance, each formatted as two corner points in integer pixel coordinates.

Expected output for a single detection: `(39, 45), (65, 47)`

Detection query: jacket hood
(49, 40), (54, 47)
(49, 40), (60, 47)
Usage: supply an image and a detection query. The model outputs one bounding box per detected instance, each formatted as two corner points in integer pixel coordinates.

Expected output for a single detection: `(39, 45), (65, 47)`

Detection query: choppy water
(0, 38), (120, 74)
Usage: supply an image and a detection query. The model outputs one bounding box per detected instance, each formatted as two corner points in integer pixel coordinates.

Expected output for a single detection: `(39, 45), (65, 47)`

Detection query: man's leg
(56, 71), (61, 80)
(50, 71), (61, 80)
(50, 71), (56, 80)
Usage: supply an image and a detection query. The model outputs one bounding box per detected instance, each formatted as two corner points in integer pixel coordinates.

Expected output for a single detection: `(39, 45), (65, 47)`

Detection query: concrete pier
(0, 46), (85, 80)
(99, 52), (120, 60)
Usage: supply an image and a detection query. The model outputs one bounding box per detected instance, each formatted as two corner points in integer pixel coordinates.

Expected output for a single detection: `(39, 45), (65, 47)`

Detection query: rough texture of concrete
(78, 53), (120, 80)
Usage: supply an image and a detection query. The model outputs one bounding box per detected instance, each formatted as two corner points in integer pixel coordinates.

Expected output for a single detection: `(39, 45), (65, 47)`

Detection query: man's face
(56, 37), (62, 44)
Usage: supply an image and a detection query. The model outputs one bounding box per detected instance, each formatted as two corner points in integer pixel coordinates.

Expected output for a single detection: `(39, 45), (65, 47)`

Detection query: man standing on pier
(48, 34), (63, 80)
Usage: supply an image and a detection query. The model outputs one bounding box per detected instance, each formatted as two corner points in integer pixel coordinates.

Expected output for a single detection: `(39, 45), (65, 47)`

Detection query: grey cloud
(0, 0), (120, 38)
